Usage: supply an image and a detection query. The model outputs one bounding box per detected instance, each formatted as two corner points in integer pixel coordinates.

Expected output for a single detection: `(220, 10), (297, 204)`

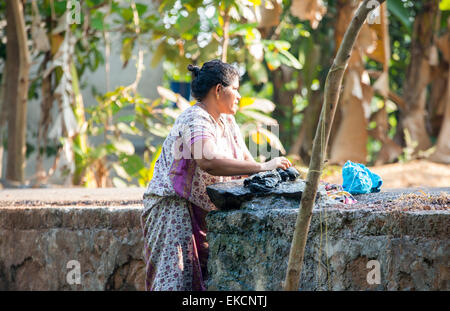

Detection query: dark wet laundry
(243, 167), (300, 193)
(277, 167), (300, 181)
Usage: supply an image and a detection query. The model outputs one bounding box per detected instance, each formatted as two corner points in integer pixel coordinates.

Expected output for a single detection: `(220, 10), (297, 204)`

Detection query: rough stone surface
(206, 179), (329, 210)
(1, 187), (448, 291)
(0, 188), (145, 291)
(206, 188), (449, 291)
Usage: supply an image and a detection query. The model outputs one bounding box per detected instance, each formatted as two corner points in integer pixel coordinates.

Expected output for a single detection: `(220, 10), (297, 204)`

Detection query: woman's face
(217, 76), (241, 115)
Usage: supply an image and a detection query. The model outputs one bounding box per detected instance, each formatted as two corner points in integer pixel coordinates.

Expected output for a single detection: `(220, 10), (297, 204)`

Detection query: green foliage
(441, 0), (450, 10)
(387, 0), (413, 33)
(3, 0), (449, 187)
(366, 137), (382, 165)
(387, 1), (415, 94)
(147, 0), (303, 82)
(78, 86), (178, 187)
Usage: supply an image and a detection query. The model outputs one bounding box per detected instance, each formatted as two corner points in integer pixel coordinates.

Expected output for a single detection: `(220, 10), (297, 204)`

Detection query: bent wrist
(258, 162), (266, 172)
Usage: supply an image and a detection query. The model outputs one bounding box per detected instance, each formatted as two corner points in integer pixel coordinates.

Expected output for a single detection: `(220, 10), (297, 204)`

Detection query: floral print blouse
(144, 103), (248, 211)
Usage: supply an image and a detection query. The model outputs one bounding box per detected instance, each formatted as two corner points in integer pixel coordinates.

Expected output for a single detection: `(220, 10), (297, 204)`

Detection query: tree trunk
(70, 60), (93, 186)
(329, 0), (371, 164)
(35, 52), (54, 185)
(429, 18), (450, 163)
(369, 106), (403, 165)
(221, 7), (230, 63)
(329, 69), (370, 164)
(289, 42), (323, 163)
(429, 78), (450, 163)
(271, 65), (297, 149)
(428, 63), (448, 137)
(401, 0), (439, 153)
(5, 0), (31, 183)
(0, 66), (7, 179)
(4, 1), (20, 182)
(283, 0), (386, 291)
(289, 90), (322, 164)
(368, 2), (401, 165)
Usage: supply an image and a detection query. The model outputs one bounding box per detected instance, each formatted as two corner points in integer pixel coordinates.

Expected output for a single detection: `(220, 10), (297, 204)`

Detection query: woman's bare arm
(191, 139), (291, 176)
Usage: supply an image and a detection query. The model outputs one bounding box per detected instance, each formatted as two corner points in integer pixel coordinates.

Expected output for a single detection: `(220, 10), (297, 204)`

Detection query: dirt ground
(321, 159), (450, 189)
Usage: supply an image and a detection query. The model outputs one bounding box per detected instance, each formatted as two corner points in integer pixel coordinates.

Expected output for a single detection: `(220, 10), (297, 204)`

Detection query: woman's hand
(260, 157), (292, 171)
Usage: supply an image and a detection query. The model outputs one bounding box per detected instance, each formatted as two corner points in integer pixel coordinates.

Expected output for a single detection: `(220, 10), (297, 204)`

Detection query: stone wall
(206, 187), (450, 291)
(0, 187), (448, 291)
(0, 188), (145, 290)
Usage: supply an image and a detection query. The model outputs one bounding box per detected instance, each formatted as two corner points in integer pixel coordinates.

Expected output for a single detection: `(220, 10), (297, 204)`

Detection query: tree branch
(283, 0), (386, 291)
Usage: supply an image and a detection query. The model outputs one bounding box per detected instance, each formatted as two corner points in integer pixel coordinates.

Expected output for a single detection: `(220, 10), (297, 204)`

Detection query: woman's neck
(198, 101), (221, 123)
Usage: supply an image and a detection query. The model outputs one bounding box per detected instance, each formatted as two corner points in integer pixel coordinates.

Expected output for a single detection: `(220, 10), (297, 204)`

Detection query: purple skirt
(141, 194), (209, 291)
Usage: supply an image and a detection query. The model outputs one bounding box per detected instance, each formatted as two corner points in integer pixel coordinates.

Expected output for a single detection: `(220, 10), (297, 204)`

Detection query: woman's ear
(215, 84), (221, 99)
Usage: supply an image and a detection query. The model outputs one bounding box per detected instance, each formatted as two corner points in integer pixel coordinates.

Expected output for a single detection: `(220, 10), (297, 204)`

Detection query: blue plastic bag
(342, 160), (382, 195)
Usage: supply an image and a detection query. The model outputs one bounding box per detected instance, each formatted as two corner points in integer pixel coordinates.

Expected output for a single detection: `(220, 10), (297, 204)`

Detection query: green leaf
(279, 49), (303, 70)
(440, 0), (450, 10)
(387, 0), (412, 32)
(229, 23), (259, 36)
(148, 146), (162, 181)
(105, 143), (116, 154)
(159, 0), (177, 12)
(247, 61), (268, 84)
(54, 1), (67, 15)
(177, 13), (199, 33)
(117, 114), (136, 123)
(121, 37), (135, 64)
(91, 16), (104, 31)
(117, 122), (136, 135)
(121, 8), (133, 21)
(199, 39), (220, 62)
(135, 3), (148, 16)
(263, 40), (291, 51)
(184, 39), (200, 55)
(275, 41), (290, 51)
(264, 50), (281, 71)
(91, 145), (108, 159)
(72, 144), (84, 157)
(112, 138), (135, 155)
(87, 0), (103, 8)
(113, 163), (132, 181)
(111, 101), (122, 115)
(120, 154), (145, 177)
(151, 42), (166, 68)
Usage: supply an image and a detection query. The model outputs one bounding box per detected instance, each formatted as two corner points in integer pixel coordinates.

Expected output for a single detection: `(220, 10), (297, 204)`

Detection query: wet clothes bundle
(243, 167), (300, 193)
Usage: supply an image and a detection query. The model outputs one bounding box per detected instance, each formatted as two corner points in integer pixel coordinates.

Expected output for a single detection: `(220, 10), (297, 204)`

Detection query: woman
(141, 59), (292, 291)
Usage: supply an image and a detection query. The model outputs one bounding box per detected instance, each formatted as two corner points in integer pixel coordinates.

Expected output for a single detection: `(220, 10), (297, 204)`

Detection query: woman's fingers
(280, 157), (291, 169)
(264, 157), (292, 171)
(282, 159), (287, 169)
(285, 158), (292, 167)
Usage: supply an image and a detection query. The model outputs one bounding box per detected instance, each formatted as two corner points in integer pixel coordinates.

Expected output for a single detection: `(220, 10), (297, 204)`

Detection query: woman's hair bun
(187, 64), (200, 76)
(189, 59), (240, 102)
